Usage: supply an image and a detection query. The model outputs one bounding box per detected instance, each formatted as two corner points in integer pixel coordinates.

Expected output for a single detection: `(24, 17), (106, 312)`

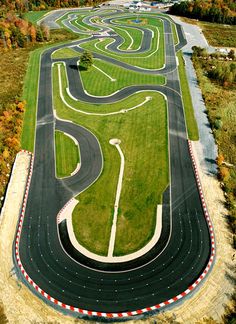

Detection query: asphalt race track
(16, 8), (213, 320)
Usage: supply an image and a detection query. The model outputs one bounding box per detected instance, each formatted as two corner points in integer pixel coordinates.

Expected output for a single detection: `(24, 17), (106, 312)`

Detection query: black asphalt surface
(17, 9), (211, 318)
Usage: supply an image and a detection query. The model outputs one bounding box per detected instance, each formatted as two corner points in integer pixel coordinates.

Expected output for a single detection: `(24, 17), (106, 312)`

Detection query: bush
(219, 166), (230, 181)
(214, 118), (223, 130)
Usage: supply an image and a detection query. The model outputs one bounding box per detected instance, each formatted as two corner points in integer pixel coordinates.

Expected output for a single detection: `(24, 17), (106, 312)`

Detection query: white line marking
(93, 64), (116, 81)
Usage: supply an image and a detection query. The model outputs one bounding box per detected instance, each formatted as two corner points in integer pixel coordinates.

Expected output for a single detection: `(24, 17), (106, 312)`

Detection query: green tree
(36, 27), (43, 42)
(228, 49), (235, 60)
(79, 50), (93, 70)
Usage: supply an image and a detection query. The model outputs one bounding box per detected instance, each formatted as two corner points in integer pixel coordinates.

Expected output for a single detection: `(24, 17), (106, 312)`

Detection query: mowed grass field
(55, 130), (80, 178)
(199, 22), (236, 48)
(23, 10), (49, 24)
(111, 25), (144, 51)
(80, 17), (165, 69)
(53, 65), (169, 256)
(80, 59), (165, 95)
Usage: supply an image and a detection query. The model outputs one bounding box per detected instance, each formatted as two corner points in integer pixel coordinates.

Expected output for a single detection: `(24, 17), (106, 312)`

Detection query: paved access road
(17, 9), (212, 319)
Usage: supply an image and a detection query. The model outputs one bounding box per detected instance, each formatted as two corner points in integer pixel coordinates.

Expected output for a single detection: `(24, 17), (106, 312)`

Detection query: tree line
(0, 12), (49, 49)
(0, 100), (25, 205)
(0, 0), (105, 49)
(169, 0), (236, 25)
(0, 0), (100, 15)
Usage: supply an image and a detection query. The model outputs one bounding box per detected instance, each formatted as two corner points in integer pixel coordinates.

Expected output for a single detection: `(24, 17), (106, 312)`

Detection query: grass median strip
(55, 130), (80, 178)
(171, 22), (178, 45)
(177, 51), (199, 141)
(53, 67), (169, 256)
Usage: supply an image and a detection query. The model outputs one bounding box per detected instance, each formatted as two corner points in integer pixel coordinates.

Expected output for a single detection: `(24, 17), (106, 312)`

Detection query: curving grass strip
(55, 130), (80, 178)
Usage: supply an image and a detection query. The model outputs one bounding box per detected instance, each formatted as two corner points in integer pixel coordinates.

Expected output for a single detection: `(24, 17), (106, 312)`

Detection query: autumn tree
(216, 154), (224, 166)
(219, 166), (230, 181)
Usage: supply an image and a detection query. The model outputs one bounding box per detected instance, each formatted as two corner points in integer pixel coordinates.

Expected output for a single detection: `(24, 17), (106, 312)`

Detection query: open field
(180, 17), (236, 48)
(55, 130), (80, 178)
(53, 64), (168, 255)
(199, 22), (236, 48)
(177, 51), (199, 140)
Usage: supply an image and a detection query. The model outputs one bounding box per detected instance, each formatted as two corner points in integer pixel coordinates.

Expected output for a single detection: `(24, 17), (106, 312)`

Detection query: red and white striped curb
(57, 198), (75, 224)
(15, 142), (216, 319)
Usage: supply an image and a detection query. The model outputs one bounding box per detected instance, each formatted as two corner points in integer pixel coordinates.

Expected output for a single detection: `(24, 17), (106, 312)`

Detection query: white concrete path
(107, 139), (124, 257)
(57, 198), (163, 263)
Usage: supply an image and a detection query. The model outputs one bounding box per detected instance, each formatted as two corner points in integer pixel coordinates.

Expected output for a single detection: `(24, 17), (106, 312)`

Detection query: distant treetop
(0, 0), (100, 16)
(169, 0), (236, 25)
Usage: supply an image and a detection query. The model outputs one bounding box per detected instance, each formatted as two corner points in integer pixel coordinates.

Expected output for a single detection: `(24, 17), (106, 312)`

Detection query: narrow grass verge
(55, 130), (80, 178)
(21, 47), (41, 152)
(177, 51), (199, 140)
(171, 22), (178, 45)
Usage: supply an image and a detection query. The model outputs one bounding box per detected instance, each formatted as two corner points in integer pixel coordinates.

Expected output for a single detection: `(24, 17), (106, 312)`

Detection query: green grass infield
(55, 130), (80, 178)
(53, 64), (169, 256)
